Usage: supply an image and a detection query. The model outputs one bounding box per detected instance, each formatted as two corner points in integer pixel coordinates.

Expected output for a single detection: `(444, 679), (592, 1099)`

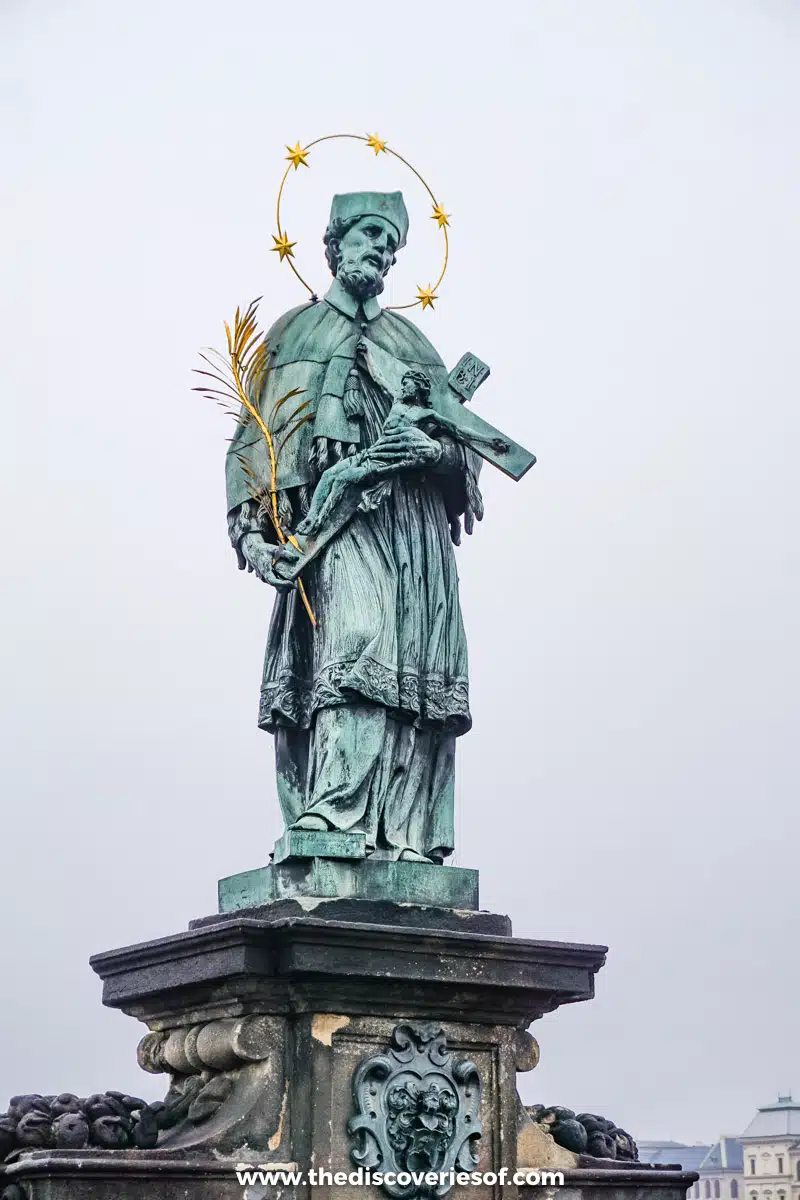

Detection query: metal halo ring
(273, 133), (450, 312)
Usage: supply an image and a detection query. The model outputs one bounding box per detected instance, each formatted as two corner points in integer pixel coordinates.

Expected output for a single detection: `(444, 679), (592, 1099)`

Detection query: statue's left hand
(240, 532), (297, 591)
(369, 425), (442, 470)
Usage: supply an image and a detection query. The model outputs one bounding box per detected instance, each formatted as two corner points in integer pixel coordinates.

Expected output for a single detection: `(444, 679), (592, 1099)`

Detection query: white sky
(1, 0), (799, 1145)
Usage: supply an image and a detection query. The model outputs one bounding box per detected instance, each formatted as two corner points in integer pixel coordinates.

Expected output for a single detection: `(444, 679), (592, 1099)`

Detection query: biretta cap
(328, 191), (409, 249)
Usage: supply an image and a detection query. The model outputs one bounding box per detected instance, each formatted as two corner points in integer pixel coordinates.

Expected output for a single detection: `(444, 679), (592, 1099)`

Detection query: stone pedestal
(0, 872), (695, 1200)
(87, 882), (602, 1195)
(87, 904), (604, 1191)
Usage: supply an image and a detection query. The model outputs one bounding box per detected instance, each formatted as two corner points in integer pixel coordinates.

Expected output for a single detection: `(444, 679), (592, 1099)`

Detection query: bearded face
(332, 216), (398, 299)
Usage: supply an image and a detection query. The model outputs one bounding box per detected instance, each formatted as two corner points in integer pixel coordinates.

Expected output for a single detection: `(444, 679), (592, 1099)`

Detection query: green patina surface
(224, 191), (533, 886)
(273, 829), (366, 863)
(218, 858), (479, 913)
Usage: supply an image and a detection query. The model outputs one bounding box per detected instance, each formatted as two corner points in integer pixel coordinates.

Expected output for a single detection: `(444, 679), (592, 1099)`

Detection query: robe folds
(226, 280), (479, 860)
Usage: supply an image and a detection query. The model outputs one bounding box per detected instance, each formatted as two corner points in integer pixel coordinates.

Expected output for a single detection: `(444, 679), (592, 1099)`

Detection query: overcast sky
(2, 0), (799, 1147)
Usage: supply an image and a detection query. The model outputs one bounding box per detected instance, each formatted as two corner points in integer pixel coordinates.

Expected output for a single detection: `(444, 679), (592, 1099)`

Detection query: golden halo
(272, 133), (450, 312)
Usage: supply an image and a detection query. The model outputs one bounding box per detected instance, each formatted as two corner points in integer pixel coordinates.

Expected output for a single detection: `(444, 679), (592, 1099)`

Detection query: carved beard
(336, 250), (387, 299)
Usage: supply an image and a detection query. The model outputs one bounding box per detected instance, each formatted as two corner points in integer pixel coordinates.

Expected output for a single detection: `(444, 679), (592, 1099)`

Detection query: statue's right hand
(240, 533), (296, 592)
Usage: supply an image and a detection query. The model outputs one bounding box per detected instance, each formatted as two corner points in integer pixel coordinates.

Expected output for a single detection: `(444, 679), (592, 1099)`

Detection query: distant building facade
(738, 1095), (800, 1200)
(691, 1136), (744, 1200)
(639, 1095), (800, 1200)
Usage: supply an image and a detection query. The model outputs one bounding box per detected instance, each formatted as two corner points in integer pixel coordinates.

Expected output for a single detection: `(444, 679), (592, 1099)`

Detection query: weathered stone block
(299, 1015), (519, 1200)
(1, 1152), (254, 1199)
(91, 911), (607, 1027)
(193, 895), (511, 937)
(272, 829), (367, 863)
(1, 1153), (699, 1199)
(218, 857), (480, 913)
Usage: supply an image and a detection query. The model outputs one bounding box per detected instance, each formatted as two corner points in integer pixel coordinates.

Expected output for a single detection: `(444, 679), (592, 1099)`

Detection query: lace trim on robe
(258, 660), (471, 736)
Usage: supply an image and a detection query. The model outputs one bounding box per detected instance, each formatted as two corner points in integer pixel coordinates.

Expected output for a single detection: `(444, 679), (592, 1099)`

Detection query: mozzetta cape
(225, 282), (457, 516)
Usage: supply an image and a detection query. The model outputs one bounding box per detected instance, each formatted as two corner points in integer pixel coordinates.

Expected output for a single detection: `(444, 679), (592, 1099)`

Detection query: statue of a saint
(226, 191), (483, 865)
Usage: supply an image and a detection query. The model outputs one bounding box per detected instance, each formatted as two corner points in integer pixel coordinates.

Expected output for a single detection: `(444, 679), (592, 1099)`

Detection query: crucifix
(270, 346), (536, 584)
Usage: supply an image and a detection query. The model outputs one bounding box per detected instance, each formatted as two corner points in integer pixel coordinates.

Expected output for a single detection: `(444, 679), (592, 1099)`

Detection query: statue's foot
(398, 848), (432, 864)
(291, 814), (330, 832)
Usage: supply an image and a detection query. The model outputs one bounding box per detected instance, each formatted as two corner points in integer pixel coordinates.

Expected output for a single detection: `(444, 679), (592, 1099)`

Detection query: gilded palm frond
(193, 298), (316, 626)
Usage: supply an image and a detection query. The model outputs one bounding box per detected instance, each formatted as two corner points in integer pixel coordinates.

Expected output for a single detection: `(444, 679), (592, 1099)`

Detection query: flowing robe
(226, 280), (478, 861)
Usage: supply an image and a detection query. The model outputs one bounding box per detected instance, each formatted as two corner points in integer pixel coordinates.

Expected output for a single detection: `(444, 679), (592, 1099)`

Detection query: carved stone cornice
(90, 914), (608, 1030)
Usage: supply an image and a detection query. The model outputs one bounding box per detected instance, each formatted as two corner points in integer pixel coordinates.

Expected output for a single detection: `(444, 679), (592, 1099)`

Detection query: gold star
(431, 203), (451, 229)
(417, 285), (438, 310)
(271, 232), (296, 262)
(365, 132), (387, 155)
(285, 142), (310, 170)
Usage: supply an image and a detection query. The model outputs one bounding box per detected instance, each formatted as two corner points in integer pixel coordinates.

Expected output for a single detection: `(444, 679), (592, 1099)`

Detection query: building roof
(700, 1138), (745, 1172)
(740, 1096), (800, 1140)
(638, 1142), (712, 1171)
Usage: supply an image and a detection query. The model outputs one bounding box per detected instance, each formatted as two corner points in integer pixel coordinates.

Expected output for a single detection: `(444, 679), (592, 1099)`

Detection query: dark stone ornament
(526, 1104), (638, 1161)
(348, 1022), (482, 1198)
(0, 1092), (162, 1164)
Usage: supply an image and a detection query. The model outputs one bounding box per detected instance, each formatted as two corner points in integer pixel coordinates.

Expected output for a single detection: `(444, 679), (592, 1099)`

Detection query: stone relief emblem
(348, 1023), (482, 1197)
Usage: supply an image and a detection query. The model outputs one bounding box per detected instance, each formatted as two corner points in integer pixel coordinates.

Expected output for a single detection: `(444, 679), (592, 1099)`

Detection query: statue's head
(324, 191), (409, 300)
(400, 369), (432, 405)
